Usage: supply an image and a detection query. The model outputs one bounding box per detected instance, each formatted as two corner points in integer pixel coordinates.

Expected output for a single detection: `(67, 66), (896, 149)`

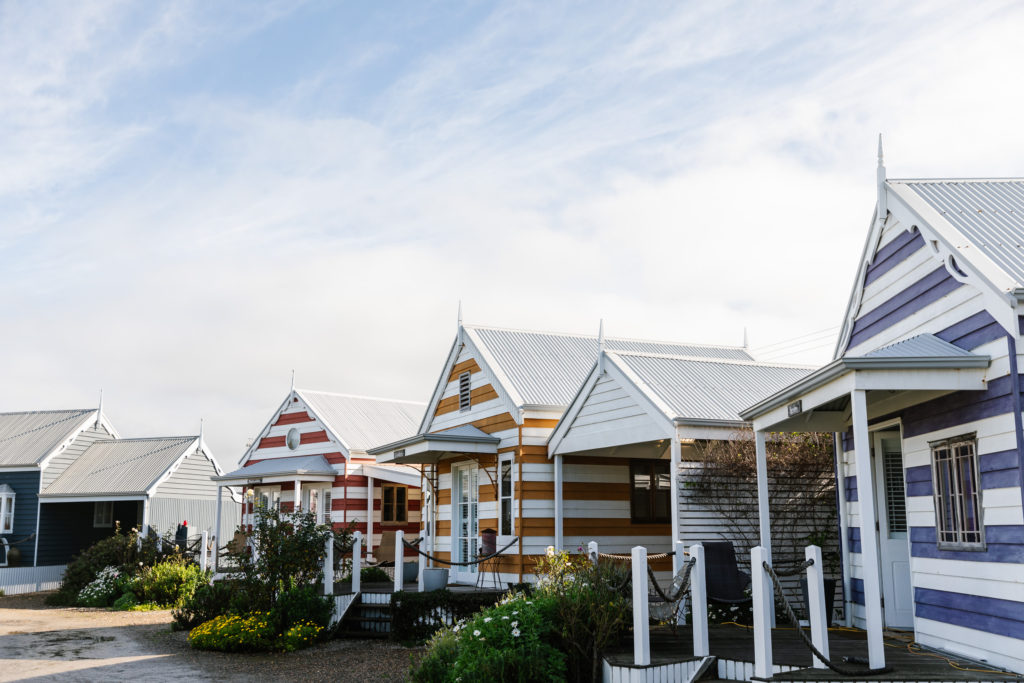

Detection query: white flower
(501, 616), (509, 620)
(483, 617), (492, 623)
(512, 610), (519, 615)
(511, 621), (518, 628)
(473, 629), (481, 637)
(512, 628), (521, 637)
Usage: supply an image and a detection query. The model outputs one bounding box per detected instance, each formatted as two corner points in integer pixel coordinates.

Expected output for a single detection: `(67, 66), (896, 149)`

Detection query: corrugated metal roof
(0, 409), (94, 467)
(862, 333), (975, 359)
(297, 391), (425, 452)
(469, 325), (753, 408)
(896, 179), (1024, 286)
(220, 454), (334, 480)
(41, 436), (196, 497)
(613, 353), (812, 423)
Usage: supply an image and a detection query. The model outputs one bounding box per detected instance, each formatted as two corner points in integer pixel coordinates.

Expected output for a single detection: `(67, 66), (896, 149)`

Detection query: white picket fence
(0, 564), (67, 595)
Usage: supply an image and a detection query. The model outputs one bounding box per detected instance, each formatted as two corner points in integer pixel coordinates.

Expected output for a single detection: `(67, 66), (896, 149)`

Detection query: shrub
(272, 585), (333, 634)
(410, 591), (566, 682)
(172, 581), (236, 630)
(278, 620), (326, 652)
(188, 612), (277, 652)
(133, 557), (209, 608)
(112, 591), (138, 611)
(77, 566), (128, 607)
(360, 566), (391, 583)
(391, 589), (506, 643)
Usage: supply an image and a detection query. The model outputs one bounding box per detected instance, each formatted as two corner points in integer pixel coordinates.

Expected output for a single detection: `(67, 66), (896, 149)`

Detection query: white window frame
(0, 490), (14, 534)
(254, 486), (281, 517)
(93, 501), (114, 528)
(930, 433), (985, 551)
(321, 487), (332, 526)
(498, 453), (515, 538)
(458, 371), (472, 412)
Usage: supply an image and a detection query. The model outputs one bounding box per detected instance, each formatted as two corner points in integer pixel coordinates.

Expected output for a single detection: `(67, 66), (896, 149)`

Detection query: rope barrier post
(805, 545), (829, 668)
(200, 531), (208, 573)
(323, 537), (334, 597)
(394, 530), (404, 593)
(418, 537), (427, 592)
(690, 543), (709, 657)
(751, 545), (773, 679)
(631, 545), (650, 666)
(352, 531), (362, 594)
(588, 541), (598, 567)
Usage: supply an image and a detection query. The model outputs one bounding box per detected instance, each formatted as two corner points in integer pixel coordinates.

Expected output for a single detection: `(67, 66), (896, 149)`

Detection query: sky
(3, 0), (1024, 469)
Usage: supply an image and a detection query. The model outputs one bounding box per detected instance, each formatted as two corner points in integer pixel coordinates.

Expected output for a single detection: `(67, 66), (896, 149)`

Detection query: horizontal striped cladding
(473, 412), (517, 434)
(910, 525), (1024, 562)
(564, 482), (629, 500)
(937, 310), (1005, 351)
(849, 265), (963, 348)
(331, 497), (421, 512)
(447, 359), (481, 381)
(844, 475), (858, 502)
(435, 385), (500, 416)
(274, 411), (314, 426)
(300, 430), (329, 444)
(915, 587), (1024, 640)
(902, 372), (1017, 438)
(863, 228), (924, 286)
(850, 577), (865, 605)
(258, 435), (286, 449)
(906, 449), (1021, 496)
(847, 526), (861, 553)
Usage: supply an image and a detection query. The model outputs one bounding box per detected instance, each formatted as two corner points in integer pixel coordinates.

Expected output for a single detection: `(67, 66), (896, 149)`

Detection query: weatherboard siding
(36, 500), (141, 565)
(863, 227), (925, 286)
(40, 425), (113, 488)
(149, 496), (240, 541)
(251, 395), (344, 461)
(0, 470), (39, 565)
(154, 451), (220, 499)
(557, 375), (667, 454)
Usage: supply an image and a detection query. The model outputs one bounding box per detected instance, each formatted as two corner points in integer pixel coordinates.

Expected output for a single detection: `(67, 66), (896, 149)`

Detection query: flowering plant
(77, 566), (127, 607)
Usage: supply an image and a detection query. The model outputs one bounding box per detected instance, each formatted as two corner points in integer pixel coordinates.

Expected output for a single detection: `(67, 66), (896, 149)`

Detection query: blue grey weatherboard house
(740, 149), (1024, 675)
(0, 407), (238, 571)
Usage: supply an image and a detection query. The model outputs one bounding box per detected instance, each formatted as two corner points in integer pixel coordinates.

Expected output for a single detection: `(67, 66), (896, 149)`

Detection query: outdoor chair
(703, 541), (752, 605)
(371, 530), (396, 566)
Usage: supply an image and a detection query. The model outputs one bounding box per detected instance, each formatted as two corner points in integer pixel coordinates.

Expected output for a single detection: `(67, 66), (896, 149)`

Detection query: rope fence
(402, 536), (519, 567)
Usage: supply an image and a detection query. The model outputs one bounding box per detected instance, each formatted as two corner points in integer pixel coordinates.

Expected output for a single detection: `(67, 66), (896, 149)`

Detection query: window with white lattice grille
(931, 434), (984, 550)
(459, 372), (471, 411)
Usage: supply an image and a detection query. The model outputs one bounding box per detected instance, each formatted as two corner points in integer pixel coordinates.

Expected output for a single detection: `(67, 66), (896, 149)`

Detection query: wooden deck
(332, 580), (507, 595)
(604, 625), (1021, 681)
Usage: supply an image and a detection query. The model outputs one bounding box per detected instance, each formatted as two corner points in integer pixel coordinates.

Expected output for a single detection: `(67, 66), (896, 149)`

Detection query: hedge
(390, 589), (506, 643)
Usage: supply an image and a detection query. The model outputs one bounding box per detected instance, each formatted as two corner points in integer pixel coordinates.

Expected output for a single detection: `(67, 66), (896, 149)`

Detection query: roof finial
(743, 327), (749, 349)
(457, 300), (463, 328)
(456, 300), (464, 346)
(95, 389), (103, 428)
(876, 133), (888, 225)
(290, 369), (295, 392)
(198, 418), (204, 452)
(597, 319), (606, 374)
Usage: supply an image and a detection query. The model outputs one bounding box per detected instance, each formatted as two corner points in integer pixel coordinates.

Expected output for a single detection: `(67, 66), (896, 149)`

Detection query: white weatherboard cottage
(741, 146), (1024, 675)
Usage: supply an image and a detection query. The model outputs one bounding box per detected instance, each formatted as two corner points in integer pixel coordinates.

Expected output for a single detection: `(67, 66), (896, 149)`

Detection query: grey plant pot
(422, 567), (449, 592)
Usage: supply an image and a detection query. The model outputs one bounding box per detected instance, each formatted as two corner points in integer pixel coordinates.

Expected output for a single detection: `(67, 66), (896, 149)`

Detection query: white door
(872, 431), (914, 629)
(452, 464), (479, 583)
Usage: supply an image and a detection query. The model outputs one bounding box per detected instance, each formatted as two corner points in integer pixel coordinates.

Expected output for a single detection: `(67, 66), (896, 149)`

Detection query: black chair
(703, 541), (752, 604)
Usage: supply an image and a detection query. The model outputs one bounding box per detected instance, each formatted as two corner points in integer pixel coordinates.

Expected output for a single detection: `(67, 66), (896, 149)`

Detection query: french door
(872, 431), (914, 629)
(452, 463), (479, 583)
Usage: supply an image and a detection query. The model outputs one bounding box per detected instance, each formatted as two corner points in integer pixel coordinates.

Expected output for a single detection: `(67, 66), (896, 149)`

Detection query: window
(255, 487), (281, 513)
(499, 455), (514, 536)
(286, 428), (300, 450)
(931, 434), (984, 549)
(93, 501), (114, 528)
(322, 489), (332, 526)
(630, 460), (671, 523)
(0, 486), (14, 534)
(458, 371), (471, 411)
(382, 484), (407, 523)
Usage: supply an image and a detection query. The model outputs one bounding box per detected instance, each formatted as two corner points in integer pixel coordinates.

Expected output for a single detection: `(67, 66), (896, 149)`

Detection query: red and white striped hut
(215, 388), (425, 562)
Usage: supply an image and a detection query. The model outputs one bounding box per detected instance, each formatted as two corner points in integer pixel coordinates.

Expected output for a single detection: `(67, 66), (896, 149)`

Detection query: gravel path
(0, 593), (423, 682)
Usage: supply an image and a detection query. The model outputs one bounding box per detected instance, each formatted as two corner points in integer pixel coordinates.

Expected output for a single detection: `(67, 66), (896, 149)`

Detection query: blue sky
(3, 0), (1024, 466)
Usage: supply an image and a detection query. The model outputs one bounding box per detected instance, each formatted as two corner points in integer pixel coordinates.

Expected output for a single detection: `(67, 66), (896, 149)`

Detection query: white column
(213, 485), (223, 572)
(366, 476), (374, 560)
(806, 544), (829, 668)
(833, 432), (853, 627)
(690, 543), (709, 657)
(553, 454), (564, 550)
(631, 545), (650, 666)
(394, 529), (405, 593)
(200, 530), (209, 572)
(588, 541), (599, 566)
(754, 430), (773, 626)
(351, 531), (362, 593)
(324, 537), (334, 596)
(670, 436), (682, 579)
(851, 389), (885, 669)
(294, 480), (301, 512)
(751, 545), (773, 679)
(418, 536), (427, 592)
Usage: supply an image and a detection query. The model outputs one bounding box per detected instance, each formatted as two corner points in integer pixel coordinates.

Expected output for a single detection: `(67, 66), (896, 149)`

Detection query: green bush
(112, 591), (138, 611)
(391, 589), (506, 643)
(272, 585), (333, 634)
(410, 592), (566, 683)
(76, 566), (130, 607)
(360, 566), (391, 583)
(133, 557), (209, 608)
(172, 581), (237, 630)
(188, 612), (277, 652)
(278, 620), (326, 652)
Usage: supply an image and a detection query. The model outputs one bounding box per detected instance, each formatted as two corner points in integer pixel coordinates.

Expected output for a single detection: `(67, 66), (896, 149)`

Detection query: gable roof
(0, 409), (97, 467)
(295, 390), (425, 453)
(462, 324), (752, 409)
(41, 436), (198, 497)
(893, 179), (1024, 287)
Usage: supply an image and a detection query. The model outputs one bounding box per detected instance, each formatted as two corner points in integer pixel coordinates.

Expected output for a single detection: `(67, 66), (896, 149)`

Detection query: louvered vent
(883, 447), (907, 533)
(459, 371), (471, 411)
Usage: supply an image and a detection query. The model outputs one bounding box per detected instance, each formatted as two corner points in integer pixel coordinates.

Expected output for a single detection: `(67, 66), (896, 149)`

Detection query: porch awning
(368, 425), (500, 464)
(739, 334), (991, 432)
(213, 454), (338, 486)
(353, 463), (422, 487)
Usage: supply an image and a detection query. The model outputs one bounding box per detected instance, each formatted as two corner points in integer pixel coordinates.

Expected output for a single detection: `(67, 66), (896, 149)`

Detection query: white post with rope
(323, 537), (334, 597)
(588, 541), (598, 566)
(806, 544), (829, 668)
(394, 530), (404, 593)
(631, 545), (650, 666)
(200, 531), (208, 572)
(690, 543), (709, 657)
(351, 531), (362, 594)
(751, 545), (773, 679)
(418, 536), (427, 592)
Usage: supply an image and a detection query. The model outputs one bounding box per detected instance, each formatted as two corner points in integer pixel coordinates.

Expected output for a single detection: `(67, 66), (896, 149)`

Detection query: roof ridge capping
(0, 408), (93, 416)
(890, 177), (1024, 184)
(609, 349), (816, 369)
(295, 388), (426, 405)
(464, 323), (748, 351)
